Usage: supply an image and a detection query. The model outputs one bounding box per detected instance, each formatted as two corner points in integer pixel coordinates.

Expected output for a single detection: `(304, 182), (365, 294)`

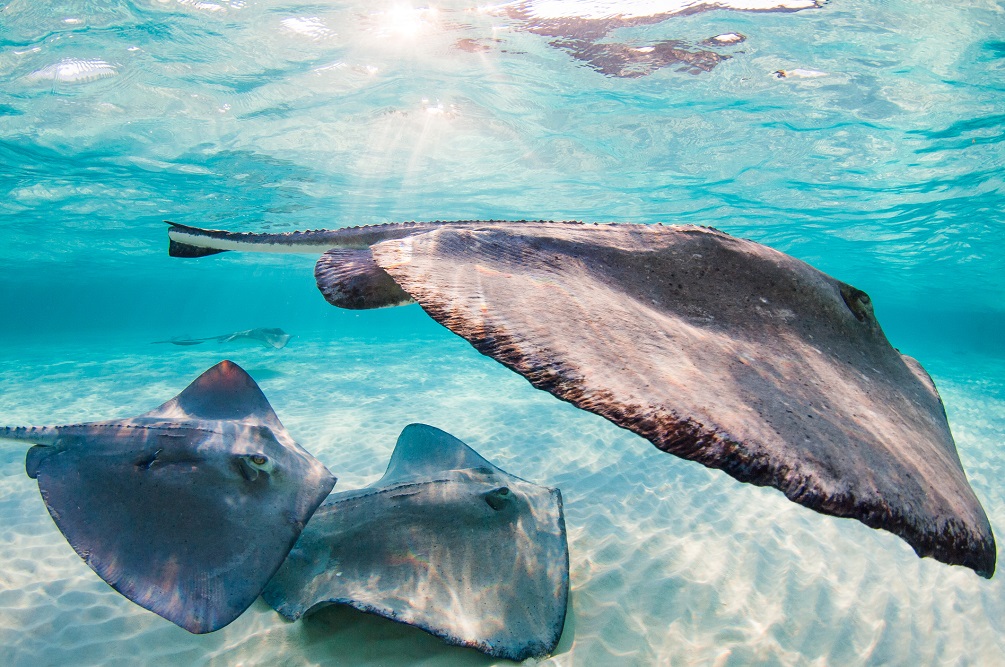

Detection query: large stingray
(166, 220), (996, 577)
(263, 423), (569, 661)
(0, 360), (336, 633)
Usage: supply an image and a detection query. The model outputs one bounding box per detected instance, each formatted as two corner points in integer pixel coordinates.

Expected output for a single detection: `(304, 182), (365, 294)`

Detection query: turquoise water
(1, 0), (1003, 664)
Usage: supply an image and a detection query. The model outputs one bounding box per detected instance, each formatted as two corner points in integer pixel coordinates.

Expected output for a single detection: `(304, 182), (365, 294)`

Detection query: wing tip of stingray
(170, 612), (230, 635)
(919, 522), (996, 579)
(658, 424), (999, 578)
(739, 447), (998, 578)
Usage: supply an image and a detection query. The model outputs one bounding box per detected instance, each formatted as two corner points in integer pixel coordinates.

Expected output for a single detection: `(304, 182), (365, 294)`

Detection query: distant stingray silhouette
(154, 327), (292, 349)
(165, 219), (996, 578)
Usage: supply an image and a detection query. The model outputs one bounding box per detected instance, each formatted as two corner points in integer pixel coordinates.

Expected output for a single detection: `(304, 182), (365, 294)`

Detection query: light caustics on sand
(167, 219), (996, 578)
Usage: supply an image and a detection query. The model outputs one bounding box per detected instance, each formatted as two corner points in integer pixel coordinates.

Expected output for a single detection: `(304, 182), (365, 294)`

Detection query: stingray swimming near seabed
(166, 219), (996, 578)
(153, 327), (292, 349)
(264, 423), (569, 661)
(0, 360), (336, 633)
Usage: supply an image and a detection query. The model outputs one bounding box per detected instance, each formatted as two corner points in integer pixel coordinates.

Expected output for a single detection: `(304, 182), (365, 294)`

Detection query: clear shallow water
(0, 0), (1003, 664)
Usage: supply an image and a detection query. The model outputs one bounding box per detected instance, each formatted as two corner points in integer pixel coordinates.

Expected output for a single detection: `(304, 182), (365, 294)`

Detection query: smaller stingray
(153, 327), (292, 349)
(263, 423), (569, 661)
(0, 360), (335, 633)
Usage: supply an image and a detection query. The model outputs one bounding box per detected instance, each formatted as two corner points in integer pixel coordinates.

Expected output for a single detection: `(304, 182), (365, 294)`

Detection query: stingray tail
(152, 336), (207, 346)
(167, 222), (230, 258)
(166, 221), (344, 257)
(0, 426), (59, 445)
(0, 426), (61, 479)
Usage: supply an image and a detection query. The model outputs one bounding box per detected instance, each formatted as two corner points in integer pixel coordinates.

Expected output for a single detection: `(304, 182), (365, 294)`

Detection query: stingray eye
(236, 454), (272, 482)
(484, 486), (513, 511)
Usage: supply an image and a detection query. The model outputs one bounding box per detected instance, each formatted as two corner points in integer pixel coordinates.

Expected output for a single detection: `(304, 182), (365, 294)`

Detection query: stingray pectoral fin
(314, 248), (415, 309)
(24, 361), (337, 633)
(371, 223), (995, 577)
(263, 331), (291, 349)
(264, 424), (569, 661)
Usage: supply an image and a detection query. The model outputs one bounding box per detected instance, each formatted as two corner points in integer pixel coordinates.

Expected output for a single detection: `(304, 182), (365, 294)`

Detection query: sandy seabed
(1, 330), (1003, 666)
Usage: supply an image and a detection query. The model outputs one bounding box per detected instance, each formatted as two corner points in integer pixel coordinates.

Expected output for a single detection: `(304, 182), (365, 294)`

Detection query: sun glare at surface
(371, 3), (441, 39)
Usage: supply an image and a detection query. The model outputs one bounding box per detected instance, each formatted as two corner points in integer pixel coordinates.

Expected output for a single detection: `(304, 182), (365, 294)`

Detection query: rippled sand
(1, 330), (1002, 665)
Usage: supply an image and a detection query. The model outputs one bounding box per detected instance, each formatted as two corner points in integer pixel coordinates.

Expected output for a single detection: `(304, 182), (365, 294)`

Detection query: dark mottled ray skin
(505, 0), (821, 36)
(499, 0), (820, 77)
(0, 360), (336, 633)
(553, 38), (729, 77)
(165, 220), (995, 577)
(314, 248), (415, 309)
(263, 424), (569, 661)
